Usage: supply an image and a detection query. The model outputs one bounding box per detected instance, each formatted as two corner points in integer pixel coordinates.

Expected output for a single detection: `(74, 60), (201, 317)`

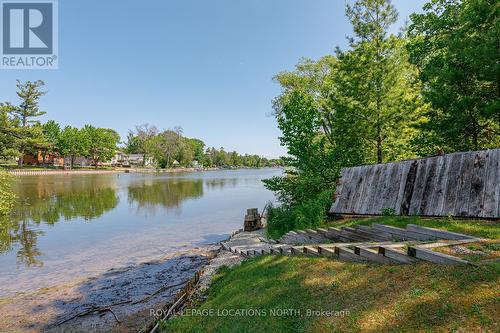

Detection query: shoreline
(0, 229), (248, 333)
(6, 166), (281, 176)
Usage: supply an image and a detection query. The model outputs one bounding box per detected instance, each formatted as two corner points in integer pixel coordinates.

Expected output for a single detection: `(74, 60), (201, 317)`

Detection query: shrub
(266, 189), (333, 240)
(0, 170), (15, 216)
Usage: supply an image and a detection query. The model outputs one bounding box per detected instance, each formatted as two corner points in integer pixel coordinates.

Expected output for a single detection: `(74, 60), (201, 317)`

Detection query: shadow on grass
(163, 255), (500, 333)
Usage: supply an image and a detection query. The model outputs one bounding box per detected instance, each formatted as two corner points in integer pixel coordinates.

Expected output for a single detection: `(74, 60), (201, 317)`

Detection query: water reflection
(0, 174), (231, 267)
(127, 179), (203, 213)
(1, 175), (121, 267)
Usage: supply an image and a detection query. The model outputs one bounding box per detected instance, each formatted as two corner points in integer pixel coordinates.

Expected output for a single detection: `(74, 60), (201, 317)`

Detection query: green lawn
(162, 218), (499, 333)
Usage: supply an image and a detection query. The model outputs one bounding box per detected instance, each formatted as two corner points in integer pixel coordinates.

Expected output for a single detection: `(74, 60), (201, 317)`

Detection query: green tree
(340, 0), (426, 163)
(186, 138), (206, 165)
(408, 0), (500, 152)
(80, 125), (120, 167)
(41, 120), (61, 164)
(58, 126), (83, 168)
(6, 80), (48, 166)
(0, 104), (18, 160)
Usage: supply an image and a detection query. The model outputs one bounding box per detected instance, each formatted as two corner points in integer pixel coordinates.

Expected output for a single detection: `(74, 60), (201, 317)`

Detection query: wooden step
(340, 229), (371, 242)
(343, 227), (386, 241)
(372, 224), (435, 241)
(335, 246), (367, 263)
(408, 246), (470, 265)
(291, 246), (306, 255)
(378, 246), (417, 264)
(305, 229), (330, 242)
(406, 224), (478, 241)
(303, 246), (320, 256)
(317, 246), (338, 258)
(324, 227), (344, 240)
(354, 246), (396, 264)
(353, 226), (393, 241)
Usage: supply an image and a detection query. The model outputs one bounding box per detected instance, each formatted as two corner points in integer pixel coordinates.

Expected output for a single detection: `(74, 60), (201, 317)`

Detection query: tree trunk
(18, 150), (24, 166)
(377, 135), (383, 164)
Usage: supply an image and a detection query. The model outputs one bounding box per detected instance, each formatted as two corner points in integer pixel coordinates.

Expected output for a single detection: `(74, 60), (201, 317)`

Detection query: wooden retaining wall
(330, 149), (500, 218)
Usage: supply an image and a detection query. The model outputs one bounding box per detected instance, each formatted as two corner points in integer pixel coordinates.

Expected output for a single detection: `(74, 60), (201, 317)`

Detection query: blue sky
(0, 0), (427, 158)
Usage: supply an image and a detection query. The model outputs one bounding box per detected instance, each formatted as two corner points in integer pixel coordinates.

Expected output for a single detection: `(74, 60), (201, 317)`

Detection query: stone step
(339, 229), (372, 242)
(406, 224), (478, 241)
(408, 246), (470, 265)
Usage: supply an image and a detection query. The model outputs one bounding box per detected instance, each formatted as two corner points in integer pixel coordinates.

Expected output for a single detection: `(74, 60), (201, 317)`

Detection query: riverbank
(0, 246), (219, 333)
(160, 217), (500, 333)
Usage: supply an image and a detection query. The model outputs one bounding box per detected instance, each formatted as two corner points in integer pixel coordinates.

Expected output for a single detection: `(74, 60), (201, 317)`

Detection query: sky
(0, 0), (428, 158)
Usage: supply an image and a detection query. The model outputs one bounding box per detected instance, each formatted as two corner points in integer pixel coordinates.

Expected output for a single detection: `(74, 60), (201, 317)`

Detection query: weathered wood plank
(330, 168), (348, 213)
(442, 153), (464, 215)
(371, 164), (390, 215)
(366, 164), (384, 215)
(468, 151), (489, 216)
(408, 246), (470, 265)
(454, 152), (475, 216)
(386, 162), (403, 212)
(409, 158), (429, 215)
(333, 168), (352, 213)
(359, 164), (379, 214)
(353, 165), (373, 214)
(406, 224), (478, 240)
(394, 161), (412, 215)
(432, 155), (451, 216)
(338, 167), (357, 213)
(347, 166), (366, 214)
(418, 156), (439, 215)
(330, 149), (499, 218)
(481, 149), (500, 218)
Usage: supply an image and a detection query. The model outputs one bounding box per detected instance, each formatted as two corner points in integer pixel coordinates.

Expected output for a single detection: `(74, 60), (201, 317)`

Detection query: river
(0, 168), (281, 296)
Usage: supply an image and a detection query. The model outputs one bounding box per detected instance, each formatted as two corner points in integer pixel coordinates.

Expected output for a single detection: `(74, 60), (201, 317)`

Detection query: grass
(162, 257), (499, 333)
(161, 217), (499, 333)
(434, 240), (500, 263)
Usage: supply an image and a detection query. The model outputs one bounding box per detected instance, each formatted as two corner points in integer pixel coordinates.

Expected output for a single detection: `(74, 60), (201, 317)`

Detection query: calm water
(0, 168), (281, 296)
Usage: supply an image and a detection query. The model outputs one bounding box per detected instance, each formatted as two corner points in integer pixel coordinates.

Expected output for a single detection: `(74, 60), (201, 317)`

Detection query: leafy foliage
(80, 125), (121, 167)
(266, 0), (427, 237)
(407, 0), (500, 153)
(0, 170), (15, 216)
(266, 189), (333, 239)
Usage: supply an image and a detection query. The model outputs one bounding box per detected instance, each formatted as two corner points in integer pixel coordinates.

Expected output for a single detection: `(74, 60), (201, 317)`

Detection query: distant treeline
(0, 81), (281, 168)
(124, 124), (281, 168)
